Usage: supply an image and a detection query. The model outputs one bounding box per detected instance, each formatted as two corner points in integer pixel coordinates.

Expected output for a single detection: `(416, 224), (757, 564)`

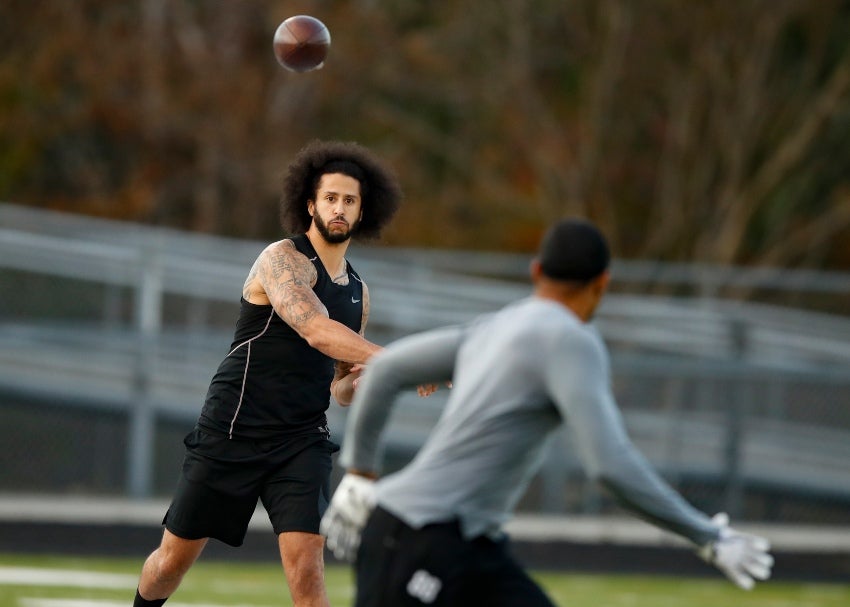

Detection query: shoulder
(262, 238), (305, 262)
(527, 301), (607, 363)
(531, 320), (610, 399)
(347, 259), (363, 281)
(259, 239), (317, 281)
(550, 322), (609, 384)
(263, 238), (297, 255)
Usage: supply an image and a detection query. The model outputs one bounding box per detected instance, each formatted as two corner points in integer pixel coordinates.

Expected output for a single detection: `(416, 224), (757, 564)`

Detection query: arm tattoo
(360, 282), (371, 335)
(261, 241), (325, 328)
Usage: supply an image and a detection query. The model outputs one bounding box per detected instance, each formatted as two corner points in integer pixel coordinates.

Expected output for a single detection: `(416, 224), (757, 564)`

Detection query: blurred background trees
(2, 0), (849, 268)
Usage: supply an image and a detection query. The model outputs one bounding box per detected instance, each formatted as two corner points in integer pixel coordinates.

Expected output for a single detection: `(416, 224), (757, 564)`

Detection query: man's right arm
(251, 240), (381, 364)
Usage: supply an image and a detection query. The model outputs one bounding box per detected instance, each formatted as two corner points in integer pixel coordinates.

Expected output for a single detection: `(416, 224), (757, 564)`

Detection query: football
(273, 15), (331, 73)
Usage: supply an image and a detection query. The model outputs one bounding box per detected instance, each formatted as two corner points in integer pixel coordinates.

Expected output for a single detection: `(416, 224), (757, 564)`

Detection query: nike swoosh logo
(351, 297), (361, 304)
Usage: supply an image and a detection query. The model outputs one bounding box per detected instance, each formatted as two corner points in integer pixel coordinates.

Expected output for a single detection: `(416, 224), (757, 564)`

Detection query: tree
(2, 0), (849, 269)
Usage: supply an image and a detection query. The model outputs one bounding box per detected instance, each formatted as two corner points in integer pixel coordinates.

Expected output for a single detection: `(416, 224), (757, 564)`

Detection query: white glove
(320, 473), (377, 563)
(697, 512), (774, 590)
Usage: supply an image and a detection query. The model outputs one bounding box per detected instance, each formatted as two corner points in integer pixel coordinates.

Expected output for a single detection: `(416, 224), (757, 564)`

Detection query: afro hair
(280, 139), (403, 240)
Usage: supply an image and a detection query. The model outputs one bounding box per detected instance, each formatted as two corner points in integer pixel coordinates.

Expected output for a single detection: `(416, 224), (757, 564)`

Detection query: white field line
(0, 567), (136, 588)
(3, 567), (271, 607)
(20, 601), (129, 607)
(20, 601), (266, 607)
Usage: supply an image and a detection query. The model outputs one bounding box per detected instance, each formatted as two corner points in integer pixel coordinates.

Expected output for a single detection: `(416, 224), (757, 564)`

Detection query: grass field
(1, 553), (847, 607)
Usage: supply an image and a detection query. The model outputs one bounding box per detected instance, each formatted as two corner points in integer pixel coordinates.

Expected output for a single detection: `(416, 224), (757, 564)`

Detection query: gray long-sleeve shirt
(340, 296), (719, 546)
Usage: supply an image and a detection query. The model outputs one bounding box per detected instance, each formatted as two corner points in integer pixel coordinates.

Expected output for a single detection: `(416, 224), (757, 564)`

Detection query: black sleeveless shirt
(198, 234), (363, 439)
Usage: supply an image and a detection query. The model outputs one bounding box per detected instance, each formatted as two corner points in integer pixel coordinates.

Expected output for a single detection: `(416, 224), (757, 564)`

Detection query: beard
(313, 213), (360, 244)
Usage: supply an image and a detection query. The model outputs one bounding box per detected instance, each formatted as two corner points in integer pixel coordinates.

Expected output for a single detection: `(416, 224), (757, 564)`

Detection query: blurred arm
(339, 325), (463, 475)
(547, 330), (719, 546)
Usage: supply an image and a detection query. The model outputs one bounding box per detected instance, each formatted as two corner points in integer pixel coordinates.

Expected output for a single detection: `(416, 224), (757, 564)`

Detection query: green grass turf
(0, 553), (847, 607)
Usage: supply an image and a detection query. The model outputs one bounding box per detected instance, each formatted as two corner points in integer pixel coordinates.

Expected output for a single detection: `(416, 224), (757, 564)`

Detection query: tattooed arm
(243, 240), (381, 365)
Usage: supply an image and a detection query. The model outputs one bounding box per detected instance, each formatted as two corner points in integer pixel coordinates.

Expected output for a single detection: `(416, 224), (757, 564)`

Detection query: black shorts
(355, 506), (556, 607)
(163, 427), (338, 546)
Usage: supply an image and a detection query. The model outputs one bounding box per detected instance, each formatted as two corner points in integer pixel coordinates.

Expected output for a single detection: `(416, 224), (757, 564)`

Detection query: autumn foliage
(2, 0), (850, 268)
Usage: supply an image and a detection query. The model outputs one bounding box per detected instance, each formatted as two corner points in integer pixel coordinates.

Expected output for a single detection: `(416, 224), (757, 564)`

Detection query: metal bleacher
(1, 202), (850, 523)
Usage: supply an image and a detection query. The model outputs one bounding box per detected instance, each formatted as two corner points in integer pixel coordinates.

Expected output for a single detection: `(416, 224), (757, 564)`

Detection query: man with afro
(133, 140), (407, 607)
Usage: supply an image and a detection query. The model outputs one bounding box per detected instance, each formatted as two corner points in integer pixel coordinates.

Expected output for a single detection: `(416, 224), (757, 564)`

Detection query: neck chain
(331, 263), (348, 285)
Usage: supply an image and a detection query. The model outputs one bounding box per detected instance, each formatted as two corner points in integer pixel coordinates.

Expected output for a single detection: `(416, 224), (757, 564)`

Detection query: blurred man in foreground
(321, 218), (773, 607)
